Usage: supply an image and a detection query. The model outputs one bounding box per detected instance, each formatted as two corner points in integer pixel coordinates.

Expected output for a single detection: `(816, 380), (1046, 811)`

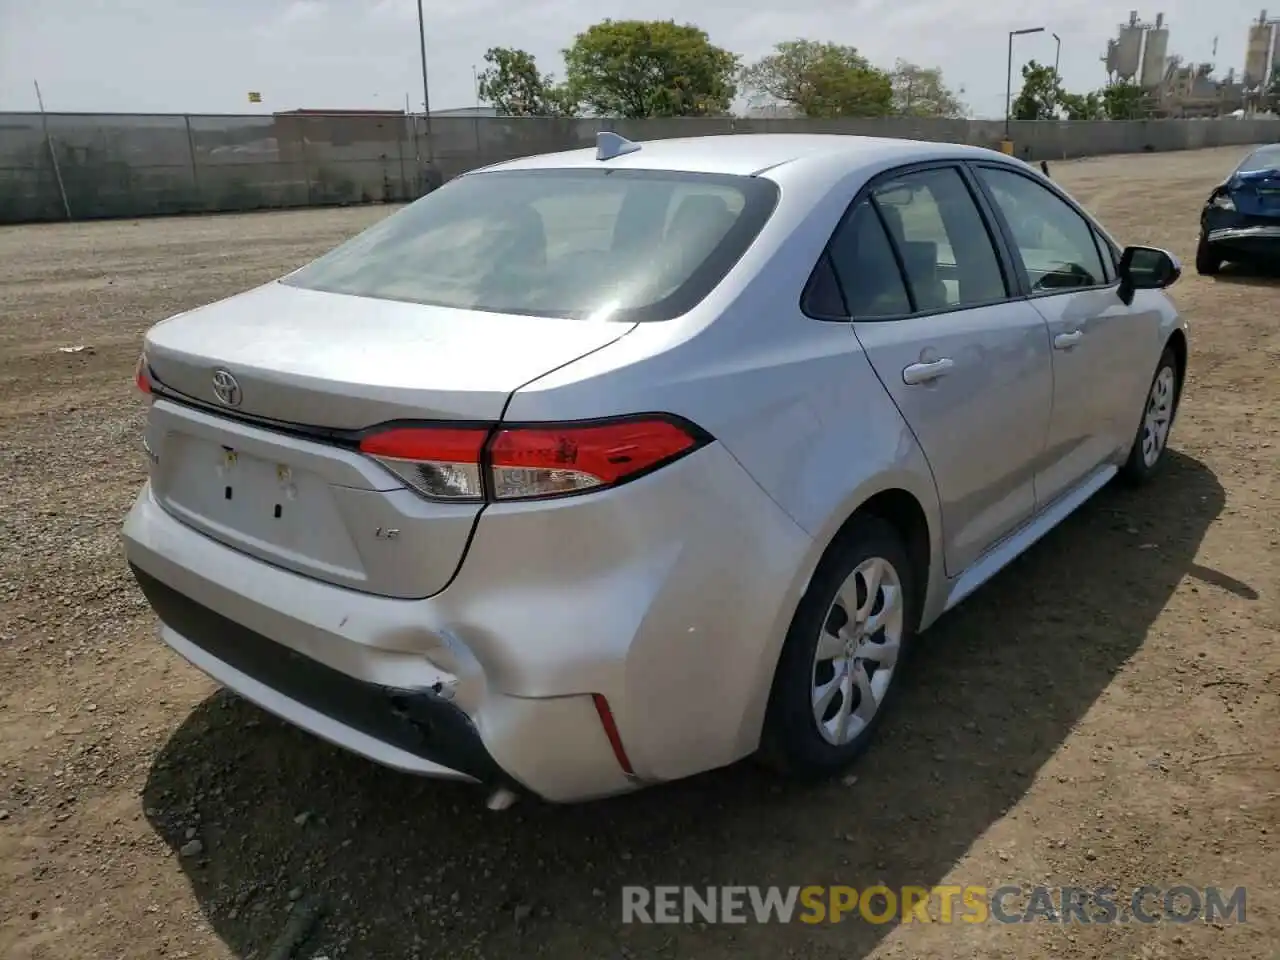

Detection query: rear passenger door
(821, 164), (1055, 577)
(970, 163), (1159, 508)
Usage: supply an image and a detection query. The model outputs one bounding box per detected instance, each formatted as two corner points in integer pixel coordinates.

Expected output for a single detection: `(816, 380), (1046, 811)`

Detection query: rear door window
(870, 167), (1009, 311)
(823, 199), (912, 319)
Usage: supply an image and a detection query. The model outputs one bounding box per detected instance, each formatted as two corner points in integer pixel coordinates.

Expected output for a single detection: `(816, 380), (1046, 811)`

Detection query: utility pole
(416, 0), (433, 167)
(34, 80), (71, 221)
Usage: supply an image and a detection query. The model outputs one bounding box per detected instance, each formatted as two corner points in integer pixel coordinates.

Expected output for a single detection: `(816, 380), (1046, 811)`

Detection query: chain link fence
(3, 111), (1278, 224)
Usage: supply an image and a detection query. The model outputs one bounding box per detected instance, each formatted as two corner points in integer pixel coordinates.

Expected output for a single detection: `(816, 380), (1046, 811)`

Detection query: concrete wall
(2, 111), (1278, 224)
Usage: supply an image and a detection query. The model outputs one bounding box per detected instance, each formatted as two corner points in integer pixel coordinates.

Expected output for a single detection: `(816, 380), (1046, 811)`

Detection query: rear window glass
(1238, 145), (1280, 173)
(282, 168), (779, 322)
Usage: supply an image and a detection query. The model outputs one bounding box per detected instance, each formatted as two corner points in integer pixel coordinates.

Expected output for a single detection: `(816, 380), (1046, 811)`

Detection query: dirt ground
(1, 146), (1277, 960)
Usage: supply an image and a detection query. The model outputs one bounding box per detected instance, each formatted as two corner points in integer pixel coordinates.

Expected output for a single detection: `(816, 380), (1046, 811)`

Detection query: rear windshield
(282, 167), (779, 322)
(1238, 145), (1280, 174)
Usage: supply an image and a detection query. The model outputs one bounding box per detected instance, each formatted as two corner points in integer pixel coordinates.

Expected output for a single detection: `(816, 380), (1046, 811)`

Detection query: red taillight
(359, 426), (488, 463)
(358, 426), (489, 501)
(356, 415), (707, 503)
(489, 418), (701, 499)
(592, 694), (635, 777)
(134, 354), (152, 396)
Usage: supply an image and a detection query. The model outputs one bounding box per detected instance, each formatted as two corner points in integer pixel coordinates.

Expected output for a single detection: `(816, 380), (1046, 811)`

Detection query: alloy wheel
(1142, 366), (1176, 468)
(810, 556), (904, 746)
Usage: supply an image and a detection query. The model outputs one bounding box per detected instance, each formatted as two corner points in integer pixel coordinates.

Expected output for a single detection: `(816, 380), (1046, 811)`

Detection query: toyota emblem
(211, 368), (242, 407)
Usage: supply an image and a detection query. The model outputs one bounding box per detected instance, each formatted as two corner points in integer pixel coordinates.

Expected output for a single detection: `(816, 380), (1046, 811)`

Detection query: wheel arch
(826, 489), (932, 630)
(748, 484), (938, 768)
(738, 480), (943, 757)
(796, 478), (944, 640)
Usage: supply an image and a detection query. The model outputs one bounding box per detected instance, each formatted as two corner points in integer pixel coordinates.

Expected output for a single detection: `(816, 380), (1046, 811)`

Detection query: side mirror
(1117, 245), (1180, 305)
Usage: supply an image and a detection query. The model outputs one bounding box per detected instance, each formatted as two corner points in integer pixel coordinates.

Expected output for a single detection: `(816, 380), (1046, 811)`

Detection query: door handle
(902, 358), (954, 385)
(1053, 330), (1084, 350)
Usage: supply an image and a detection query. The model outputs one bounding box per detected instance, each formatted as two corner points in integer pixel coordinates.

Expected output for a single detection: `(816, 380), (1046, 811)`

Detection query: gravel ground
(1, 147), (1277, 960)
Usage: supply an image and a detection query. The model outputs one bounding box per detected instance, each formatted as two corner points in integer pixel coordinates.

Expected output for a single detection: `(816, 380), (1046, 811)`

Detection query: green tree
(1058, 90), (1105, 120)
(1102, 81), (1148, 120)
(740, 40), (893, 118)
(476, 47), (576, 117)
(890, 60), (966, 117)
(1011, 60), (1062, 120)
(561, 20), (738, 118)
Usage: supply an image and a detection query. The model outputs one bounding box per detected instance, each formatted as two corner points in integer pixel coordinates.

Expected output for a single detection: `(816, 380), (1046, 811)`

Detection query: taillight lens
(356, 416), (708, 503)
(134, 354), (153, 397)
(359, 426), (488, 501)
(488, 419), (701, 499)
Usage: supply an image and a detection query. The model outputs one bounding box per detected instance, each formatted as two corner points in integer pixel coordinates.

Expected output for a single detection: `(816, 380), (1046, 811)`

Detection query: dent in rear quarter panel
(508, 307), (943, 590)
(447, 442), (814, 782)
(699, 321), (948, 628)
(499, 308), (946, 770)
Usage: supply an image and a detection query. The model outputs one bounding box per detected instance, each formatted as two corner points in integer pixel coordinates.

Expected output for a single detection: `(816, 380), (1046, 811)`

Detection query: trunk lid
(1232, 167), (1280, 218)
(144, 280), (634, 428)
(141, 281), (634, 599)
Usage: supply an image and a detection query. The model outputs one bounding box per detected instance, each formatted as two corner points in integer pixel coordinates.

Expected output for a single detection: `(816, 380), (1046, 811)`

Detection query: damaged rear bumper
(1205, 224), (1280, 261)
(131, 564), (510, 785)
(122, 483), (637, 803)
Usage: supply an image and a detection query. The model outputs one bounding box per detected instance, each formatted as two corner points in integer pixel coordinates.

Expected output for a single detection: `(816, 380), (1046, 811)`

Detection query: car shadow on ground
(144, 450), (1225, 960)
(1210, 261), (1280, 287)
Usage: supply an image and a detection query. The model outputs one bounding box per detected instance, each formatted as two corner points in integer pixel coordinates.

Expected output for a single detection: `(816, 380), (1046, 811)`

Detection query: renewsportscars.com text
(621, 885), (1247, 925)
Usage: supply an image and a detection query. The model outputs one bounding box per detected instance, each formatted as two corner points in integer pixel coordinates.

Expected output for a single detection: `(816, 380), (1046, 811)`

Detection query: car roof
(470, 133), (1014, 179)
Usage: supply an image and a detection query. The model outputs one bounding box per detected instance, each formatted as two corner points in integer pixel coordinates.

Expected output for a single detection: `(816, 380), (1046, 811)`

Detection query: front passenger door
(832, 165), (1054, 577)
(971, 164), (1159, 509)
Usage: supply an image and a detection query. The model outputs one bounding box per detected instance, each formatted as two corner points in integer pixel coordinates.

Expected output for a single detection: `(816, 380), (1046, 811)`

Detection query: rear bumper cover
(1204, 217), (1280, 261)
(122, 437), (814, 802)
(1205, 224), (1280, 244)
(131, 564), (509, 785)
(123, 483), (637, 802)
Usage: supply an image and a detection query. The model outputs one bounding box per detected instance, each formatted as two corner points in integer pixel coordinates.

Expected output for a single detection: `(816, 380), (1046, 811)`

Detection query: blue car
(1196, 143), (1280, 275)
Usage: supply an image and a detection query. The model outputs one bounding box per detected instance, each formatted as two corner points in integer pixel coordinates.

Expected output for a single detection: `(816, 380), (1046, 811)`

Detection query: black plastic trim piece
(129, 564), (511, 786)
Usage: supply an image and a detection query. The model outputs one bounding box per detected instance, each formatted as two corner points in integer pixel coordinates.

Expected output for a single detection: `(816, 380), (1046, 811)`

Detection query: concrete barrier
(1, 112), (1277, 224)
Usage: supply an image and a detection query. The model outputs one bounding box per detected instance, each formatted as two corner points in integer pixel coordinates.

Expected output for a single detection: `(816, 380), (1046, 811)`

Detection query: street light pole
(1006, 26), (1046, 138)
(1051, 33), (1063, 115)
(416, 0), (433, 167)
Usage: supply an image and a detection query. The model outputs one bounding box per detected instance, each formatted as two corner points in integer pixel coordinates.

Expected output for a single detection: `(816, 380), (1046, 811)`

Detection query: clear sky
(0, 0), (1267, 118)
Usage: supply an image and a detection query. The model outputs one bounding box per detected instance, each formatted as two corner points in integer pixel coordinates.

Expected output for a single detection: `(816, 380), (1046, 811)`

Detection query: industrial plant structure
(1101, 12), (1149, 84)
(1243, 9), (1279, 96)
(1101, 11), (1172, 86)
(1098, 10), (1279, 117)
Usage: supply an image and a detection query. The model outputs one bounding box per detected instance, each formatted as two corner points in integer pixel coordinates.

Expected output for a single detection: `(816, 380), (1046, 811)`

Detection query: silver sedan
(123, 132), (1187, 805)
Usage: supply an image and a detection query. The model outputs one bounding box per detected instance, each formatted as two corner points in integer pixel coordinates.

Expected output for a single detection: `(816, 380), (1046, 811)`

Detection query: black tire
(759, 515), (919, 780)
(1119, 345), (1180, 486)
(1194, 232), (1222, 276)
